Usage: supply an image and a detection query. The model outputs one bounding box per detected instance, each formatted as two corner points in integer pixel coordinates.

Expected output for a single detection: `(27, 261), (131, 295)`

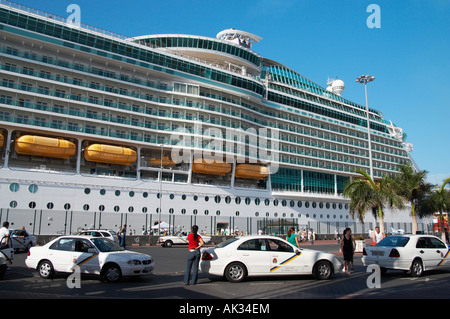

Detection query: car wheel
(164, 240), (173, 248)
(225, 262), (247, 283)
(314, 260), (333, 280)
(101, 263), (122, 283)
(38, 260), (54, 279)
(410, 259), (423, 277)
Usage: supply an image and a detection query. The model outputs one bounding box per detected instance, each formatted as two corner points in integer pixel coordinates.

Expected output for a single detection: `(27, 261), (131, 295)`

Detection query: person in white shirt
(0, 221), (10, 248)
(372, 226), (384, 244)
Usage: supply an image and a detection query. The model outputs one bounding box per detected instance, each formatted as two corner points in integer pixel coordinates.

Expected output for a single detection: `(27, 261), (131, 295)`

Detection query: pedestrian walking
(182, 225), (204, 285)
(121, 225), (127, 249)
(286, 227), (300, 248)
(340, 227), (355, 274)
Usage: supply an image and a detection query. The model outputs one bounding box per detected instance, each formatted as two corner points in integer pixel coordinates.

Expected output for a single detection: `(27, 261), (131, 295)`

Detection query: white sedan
(9, 229), (36, 252)
(160, 233), (211, 248)
(25, 235), (155, 282)
(362, 234), (450, 277)
(200, 235), (341, 282)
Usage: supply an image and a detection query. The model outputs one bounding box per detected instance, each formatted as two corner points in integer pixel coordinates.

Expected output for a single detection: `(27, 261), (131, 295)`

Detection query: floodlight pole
(356, 75), (375, 181)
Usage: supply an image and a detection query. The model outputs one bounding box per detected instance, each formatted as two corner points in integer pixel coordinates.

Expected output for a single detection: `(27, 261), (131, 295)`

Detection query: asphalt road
(1, 242), (449, 303)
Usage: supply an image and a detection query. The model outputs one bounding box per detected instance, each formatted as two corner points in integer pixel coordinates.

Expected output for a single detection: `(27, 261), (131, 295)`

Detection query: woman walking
(340, 227), (355, 274)
(183, 225), (204, 285)
(286, 227), (300, 248)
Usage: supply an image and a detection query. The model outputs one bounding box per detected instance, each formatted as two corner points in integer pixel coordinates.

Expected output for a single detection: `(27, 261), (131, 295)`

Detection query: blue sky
(12, 0), (450, 185)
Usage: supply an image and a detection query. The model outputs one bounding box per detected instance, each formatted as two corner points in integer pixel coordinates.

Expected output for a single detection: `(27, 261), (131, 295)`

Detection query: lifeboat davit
(84, 144), (136, 165)
(192, 159), (231, 176)
(235, 164), (269, 180)
(149, 156), (176, 167)
(14, 135), (76, 159)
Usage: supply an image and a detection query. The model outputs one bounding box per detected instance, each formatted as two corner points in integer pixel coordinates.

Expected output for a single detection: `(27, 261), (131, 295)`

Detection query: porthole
(255, 198), (260, 205)
(235, 211), (240, 216)
(204, 196), (209, 202)
(273, 199), (278, 206)
(157, 193), (161, 199)
(182, 194), (187, 200)
(47, 202), (54, 209)
(83, 204), (89, 211)
(214, 195), (221, 203)
(305, 202), (310, 208)
(204, 210), (209, 215)
(128, 206), (134, 213)
(339, 203), (343, 209)
(297, 201), (302, 208)
(306, 214), (309, 218)
(265, 212), (270, 217)
(245, 197), (251, 205)
(129, 191), (135, 197)
(193, 195), (198, 201)
(9, 183), (19, 192)
(114, 206), (120, 212)
(9, 200), (17, 208)
(326, 203), (330, 209)
(169, 194), (174, 200)
(235, 197), (241, 204)
(216, 210), (220, 215)
(64, 203), (71, 210)
(29, 201), (36, 209)
(181, 209), (186, 214)
(264, 199), (270, 206)
(281, 200), (287, 207)
(100, 189), (106, 195)
(99, 205), (105, 212)
(115, 190), (121, 196)
(143, 192), (148, 198)
(28, 184), (38, 193)
(274, 213), (278, 217)
(255, 212), (259, 217)
(84, 188), (90, 195)
(312, 202), (317, 208)
(290, 200), (295, 207)
(345, 204), (349, 210)
(142, 207), (148, 213)
(193, 209), (198, 215)
(332, 203), (337, 209)
(319, 202), (323, 209)
(169, 208), (174, 214)
(225, 196), (231, 204)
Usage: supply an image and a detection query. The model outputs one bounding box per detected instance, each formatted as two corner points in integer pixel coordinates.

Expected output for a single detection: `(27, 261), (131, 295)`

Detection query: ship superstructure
(0, 1), (426, 235)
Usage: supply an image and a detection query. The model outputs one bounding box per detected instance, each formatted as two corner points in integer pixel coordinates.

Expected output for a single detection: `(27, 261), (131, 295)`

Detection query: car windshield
(91, 238), (124, 252)
(216, 237), (240, 248)
(376, 236), (410, 247)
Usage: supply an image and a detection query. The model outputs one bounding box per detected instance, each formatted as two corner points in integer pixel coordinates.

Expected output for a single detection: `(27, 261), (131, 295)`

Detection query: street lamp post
(356, 75), (375, 180)
(158, 144), (163, 238)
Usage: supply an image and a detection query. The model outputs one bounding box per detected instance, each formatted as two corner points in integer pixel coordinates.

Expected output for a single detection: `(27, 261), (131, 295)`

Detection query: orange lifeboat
(235, 164), (269, 180)
(149, 156), (176, 167)
(14, 135), (76, 159)
(84, 144), (136, 165)
(192, 159), (231, 176)
(0, 132), (4, 148)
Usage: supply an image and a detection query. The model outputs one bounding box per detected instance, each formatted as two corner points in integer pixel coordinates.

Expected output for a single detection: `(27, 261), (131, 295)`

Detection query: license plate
(372, 250), (384, 256)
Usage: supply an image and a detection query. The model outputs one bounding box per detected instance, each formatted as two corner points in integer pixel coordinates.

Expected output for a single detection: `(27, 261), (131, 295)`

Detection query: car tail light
(363, 248), (367, 256)
(389, 249), (400, 258)
(27, 250), (31, 256)
(202, 251), (213, 261)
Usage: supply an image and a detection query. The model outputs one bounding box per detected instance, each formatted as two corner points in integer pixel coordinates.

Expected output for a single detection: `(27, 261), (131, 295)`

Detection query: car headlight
(127, 260), (142, 265)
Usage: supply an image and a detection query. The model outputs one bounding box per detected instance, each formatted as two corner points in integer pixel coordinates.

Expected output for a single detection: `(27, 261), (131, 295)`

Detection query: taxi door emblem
(273, 258), (277, 263)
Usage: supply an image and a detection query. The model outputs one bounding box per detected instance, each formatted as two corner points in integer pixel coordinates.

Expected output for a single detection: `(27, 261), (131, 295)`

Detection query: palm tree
(343, 169), (404, 236)
(427, 177), (450, 242)
(392, 164), (430, 234)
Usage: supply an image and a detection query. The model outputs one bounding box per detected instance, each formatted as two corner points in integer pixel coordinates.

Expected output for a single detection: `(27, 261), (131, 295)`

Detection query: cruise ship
(0, 1), (430, 236)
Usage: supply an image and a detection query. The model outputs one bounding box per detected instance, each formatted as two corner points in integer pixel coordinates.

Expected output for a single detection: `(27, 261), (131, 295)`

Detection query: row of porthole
(9, 183), (350, 210)
(8, 200), (349, 219)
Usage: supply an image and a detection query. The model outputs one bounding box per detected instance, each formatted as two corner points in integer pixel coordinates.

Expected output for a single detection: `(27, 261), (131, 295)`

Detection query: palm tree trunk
(411, 202), (418, 234)
(378, 206), (385, 236)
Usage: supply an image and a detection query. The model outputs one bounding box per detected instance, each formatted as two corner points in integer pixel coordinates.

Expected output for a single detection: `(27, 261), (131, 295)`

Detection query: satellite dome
(326, 78), (345, 96)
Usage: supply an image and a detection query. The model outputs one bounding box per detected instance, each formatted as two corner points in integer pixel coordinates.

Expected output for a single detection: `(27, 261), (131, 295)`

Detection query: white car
(200, 235), (341, 282)
(160, 233), (211, 248)
(10, 229), (36, 252)
(362, 235), (450, 277)
(76, 229), (119, 244)
(25, 235), (154, 282)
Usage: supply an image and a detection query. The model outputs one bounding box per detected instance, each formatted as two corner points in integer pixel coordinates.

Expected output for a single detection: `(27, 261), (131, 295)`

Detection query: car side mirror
(295, 249), (301, 255)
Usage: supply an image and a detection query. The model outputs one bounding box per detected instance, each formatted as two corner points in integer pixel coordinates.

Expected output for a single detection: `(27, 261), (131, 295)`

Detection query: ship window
(129, 191), (135, 197)
(273, 199), (278, 206)
(305, 202), (310, 208)
(266, 212), (270, 217)
(28, 184), (38, 193)
(245, 197), (251, 205)
(47, 202), (54, 209)
(114, 206), (120, 212)
(193, 195), (198, 201)
(99, 205), (105, 212)
(204, 210), (209, 215)
(64, 203), (71, 210)
(216, 210), (220, 216)
(319, 202), (323, 209)
(204, 196), (209, 202)
(225, 196), (231, 204)
(182, 195), (186, 200)
(143, 192), (148, 198)
(235, 197), (241, 204)
(236, 211), (240, 216)
(115, 190), (121, 196)
(181, 209), (186, 214)
(169, 194), (174, 200)
(255, 212), (259, 217)
(214, 195), (221, 203)
(312, 202), (317, 208)
(100, 189), (106, 195)
(29, 202), (36, 209)
(9, 183), (19, 192)
(9, 201), (17, 208)
(281, 200), (287, 207)
(142, 207), (148, 213)
(83, 204), (89, 211)
(84, 188), (90, 194)
(265, 199), (270, 206)
(128, 207), (134, 213)
(255, 198), (260, 205)
(193, 209), (198, 215)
